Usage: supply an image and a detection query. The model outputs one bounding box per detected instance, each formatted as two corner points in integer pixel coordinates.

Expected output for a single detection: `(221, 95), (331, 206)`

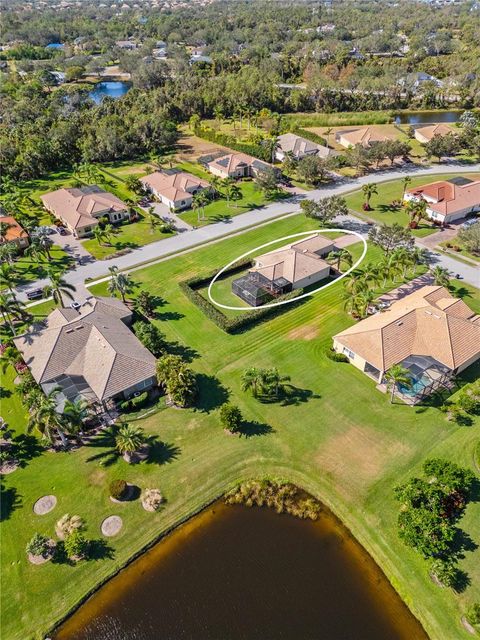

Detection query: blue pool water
(89, 81), (131, 104)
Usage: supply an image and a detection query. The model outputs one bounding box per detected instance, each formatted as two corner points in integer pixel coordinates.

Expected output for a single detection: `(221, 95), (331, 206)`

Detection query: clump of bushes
(442, 380), (480, 425)
(142, 488), (164, 512)
(133, 320), (166, 357)
(219, 403), (243, 433)
(26, 533), (51, 558)
(110, 479), (128, 500)
(120, 391), (149, 412)
(55, 514), (85, 540)
(156, 354), (197, 407)
(225, 479), (322, 520)
(325, 349), (349, 363)
(64, 530), (89, 561)
(466, 603), (480, 627)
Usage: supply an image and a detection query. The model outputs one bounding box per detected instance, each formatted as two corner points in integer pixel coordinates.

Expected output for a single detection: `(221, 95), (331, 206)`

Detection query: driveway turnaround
(19, 162), (480, 304)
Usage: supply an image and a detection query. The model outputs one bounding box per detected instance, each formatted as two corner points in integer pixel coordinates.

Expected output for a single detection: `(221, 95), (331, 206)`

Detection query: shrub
(429, 557), (458, 588)
(142, 488), (164, 511)
(466, 603), (480, 626)
(219, 403), (243, 433)
(131, 391), (148, 408)
(109, 479), (128, 500)
(325, 349), (349, 362)
(133, 320), (166, 357)
(196, 126), (270, 162)
(55, 514), (85, 540)
(26, 533), (50, 557)
(64, 530), (89, 560)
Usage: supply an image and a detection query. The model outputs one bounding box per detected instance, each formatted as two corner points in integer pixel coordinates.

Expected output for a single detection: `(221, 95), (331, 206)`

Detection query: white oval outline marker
(207, 229), (367, 311)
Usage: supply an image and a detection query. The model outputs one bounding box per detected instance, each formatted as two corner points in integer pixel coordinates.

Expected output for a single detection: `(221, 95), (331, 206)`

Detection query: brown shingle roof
(140, 171), (209, 203)
(0, 216), (28, 242)
(334, 286), (479, 372)
(14, 297), (156, 402)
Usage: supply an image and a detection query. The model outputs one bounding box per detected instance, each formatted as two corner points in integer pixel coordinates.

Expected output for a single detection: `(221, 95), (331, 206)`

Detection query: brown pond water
(55, 501), (428, 640)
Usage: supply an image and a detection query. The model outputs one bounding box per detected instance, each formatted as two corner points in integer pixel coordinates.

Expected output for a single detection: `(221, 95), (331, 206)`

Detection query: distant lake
(54, 501), (427, 640)
(89, 81), (131, 104)
(394, 110), (463, 125)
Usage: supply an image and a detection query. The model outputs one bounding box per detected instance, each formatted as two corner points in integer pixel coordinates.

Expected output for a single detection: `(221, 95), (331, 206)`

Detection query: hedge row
(179, 265), (304, 334)
(291, 126), (327, 147)
(194, 126), (271, 162)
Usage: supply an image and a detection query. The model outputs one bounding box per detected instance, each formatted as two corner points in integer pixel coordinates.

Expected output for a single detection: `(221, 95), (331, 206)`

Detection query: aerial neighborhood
(0, 1), (479, 640)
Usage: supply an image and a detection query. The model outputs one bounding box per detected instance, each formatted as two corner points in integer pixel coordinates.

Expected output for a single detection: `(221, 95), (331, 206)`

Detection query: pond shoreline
(51, 480), (428, 640)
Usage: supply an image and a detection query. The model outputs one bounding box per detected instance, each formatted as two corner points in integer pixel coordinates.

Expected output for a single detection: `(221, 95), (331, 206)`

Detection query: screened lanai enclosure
(232, 272), (292, 307)
(396, 355), (454, 403)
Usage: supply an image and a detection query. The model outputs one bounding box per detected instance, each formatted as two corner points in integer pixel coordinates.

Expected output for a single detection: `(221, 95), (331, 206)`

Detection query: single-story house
(14, 296), (157, 412)
(275, 133), (336, 161)
(333, 285), (480, 402)
(414, 123), (455, 144)
(206, 152), (271, 179)
(336, 126), (395, 149)
(40, 185), (129, 238)
(115, 40), (138, 50)
(0, 215), (30, 250)
(398, 72), (444, 92)
(405, 176), (480, 224)
(140, 170), (210, 210)
(232, 234), (334, 306)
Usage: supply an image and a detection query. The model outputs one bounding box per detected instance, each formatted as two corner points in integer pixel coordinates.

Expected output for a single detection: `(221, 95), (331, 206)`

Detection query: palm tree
(0, 344), (20, 374)
(362, 183), (378, 211)
(229, 183), (242, 209)
(378, 256), (394, 287)
(25, 236), (45, 265)
(108, 265), (133, 303)
(44, 270), (76, 307)
(27, 387), (68, 447)
(0, 242), (18, 265)
(328, 249), (353, 272)
(0, 291), (24, 336)
(411, 247), (429, 273)
(263, 367), (291, 397)
(262, 137), (280, 164)
(62, 398), (90, 437)
(342, 289), (364, 318)
(209, 176), (222, 199)
(241, 367), (265, 398)
(0, 262), (19, 294)
(391, 248), (413, 279)
(384, 364), (412, 403)
(192, 192), (206, 222)
(401, 176), (412, 200)
(431, 266), (451, 287)
(92, 225), (107, 246)
(357, 289), (376, 318)
(344, 270), (368, 295)
(0, 221), (13, 243)
(35, 228), (53, 260)
(115, 423), (146, 463)
(361, 263), (382, 289)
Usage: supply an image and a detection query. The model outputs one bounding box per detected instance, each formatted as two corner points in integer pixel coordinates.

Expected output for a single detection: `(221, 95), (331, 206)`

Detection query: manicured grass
(82, 212), (175, 260)
(344, 172), (480, 236)
(13, 244), (72, 284)
(284, 111), (394, 128)
(1, 214), (479, 640)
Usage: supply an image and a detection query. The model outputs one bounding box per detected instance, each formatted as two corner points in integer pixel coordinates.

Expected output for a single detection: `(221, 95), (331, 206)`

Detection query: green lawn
(344, 172), (480, 237)
(82, 212), (175, 260)
(1, 214), (479, 640)
(13, 244), (72, 284)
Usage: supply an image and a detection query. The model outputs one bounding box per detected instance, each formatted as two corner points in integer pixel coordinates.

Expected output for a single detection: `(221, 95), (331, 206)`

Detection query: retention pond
(55, 500), (428, 640)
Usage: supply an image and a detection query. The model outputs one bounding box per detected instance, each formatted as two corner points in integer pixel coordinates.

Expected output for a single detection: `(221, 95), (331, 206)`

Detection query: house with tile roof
(206, 152), (271, 179)
(232, 234), (334, 307)
(336, 126), (395, 149)
(275, 133), (336, 161)
(414, 123), (455, 143)
(140, 170), (210, 210)
(40, 185), (129, 238)
(0, 215), (29, 250)
(405, 176), (480, 224)
(333, 286), (480, 402)
(14, 296), (157, 412)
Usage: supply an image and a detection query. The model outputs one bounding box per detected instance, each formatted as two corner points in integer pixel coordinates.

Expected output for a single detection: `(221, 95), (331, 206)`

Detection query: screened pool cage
(232, 272), (292, 307)
(396, 355), (453, 402)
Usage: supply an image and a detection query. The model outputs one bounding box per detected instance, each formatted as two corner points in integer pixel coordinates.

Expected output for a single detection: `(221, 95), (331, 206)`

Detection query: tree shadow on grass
(256, 385), (319, 407)
(12, 434), (43, 468)
(157, 311), (185, 321)
(195, 374), (229, 412)
(89, 539), (115, 561)
(0, 484), (22, 522)
(167, 341), (199, 362)
(85, 428), (119, 467)
(238, 421), (275, 438)
(147, 440), (181, 465)
(0, 388), (12, 399)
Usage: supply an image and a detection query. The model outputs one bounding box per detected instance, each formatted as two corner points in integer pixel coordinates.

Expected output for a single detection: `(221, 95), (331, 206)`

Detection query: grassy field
(1, 214), (479, 640)
(345, 172), (480, 236)
(13, 244), (72, 284)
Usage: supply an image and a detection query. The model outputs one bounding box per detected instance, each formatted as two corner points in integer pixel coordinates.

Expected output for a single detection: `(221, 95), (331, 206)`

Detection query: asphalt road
(18, 162), (480, 304)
